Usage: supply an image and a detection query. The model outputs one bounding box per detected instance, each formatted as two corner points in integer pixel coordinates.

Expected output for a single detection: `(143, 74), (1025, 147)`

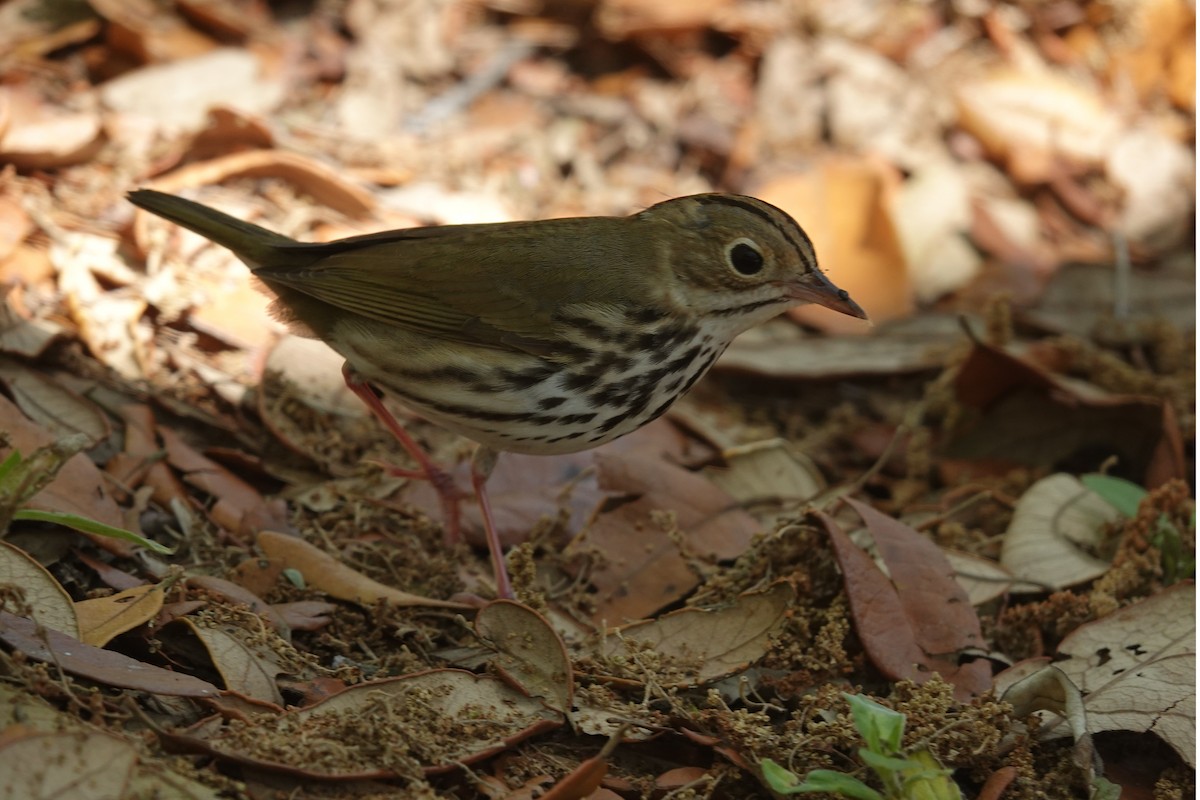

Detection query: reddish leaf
(819, 500), (992, 700)
(0, 611), (219, 697)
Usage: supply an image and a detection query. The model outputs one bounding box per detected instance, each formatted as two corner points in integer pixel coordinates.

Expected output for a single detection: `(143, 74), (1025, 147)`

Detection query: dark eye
(728, 240), (764, 275)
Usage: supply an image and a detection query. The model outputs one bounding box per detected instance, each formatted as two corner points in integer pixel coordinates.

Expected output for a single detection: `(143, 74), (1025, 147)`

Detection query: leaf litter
(0, 0), (1194, 797)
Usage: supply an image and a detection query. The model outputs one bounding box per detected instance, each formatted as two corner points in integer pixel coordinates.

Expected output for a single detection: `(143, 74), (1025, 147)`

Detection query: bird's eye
(727, 239), (764, 276)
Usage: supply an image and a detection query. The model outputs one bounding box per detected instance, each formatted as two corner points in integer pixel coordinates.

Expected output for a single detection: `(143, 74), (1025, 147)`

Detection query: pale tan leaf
(170, 616), (286, 705)
(0, 541), (78, 639)
(703, 438), (825, 527)
(757, 159), (911, 332)
(476, 600), (573, 714)
(600, 582), (793, 686)
(0, 360), (110, 445)
(0, 87), (103, 170)
(1048, 584), (1195, 767)
(179, 670), (561, 779)
(100, 49), (282, 133)
(955, 69), (1121, 181)
(943, 549), (1012, 606)
(75, 583), (164, 647)
(0, 730), (137, 800)
(1001, 474), (1118, 592)
(256, 530), (472, 610)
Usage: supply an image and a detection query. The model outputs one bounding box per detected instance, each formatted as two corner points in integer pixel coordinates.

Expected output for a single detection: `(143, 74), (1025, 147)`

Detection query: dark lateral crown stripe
(692, 195), (816, 271)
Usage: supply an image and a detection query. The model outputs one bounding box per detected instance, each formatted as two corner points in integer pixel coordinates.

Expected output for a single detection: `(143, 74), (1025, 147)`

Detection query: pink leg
(341, 364), (462, 544)
(471, 447), (512, 599)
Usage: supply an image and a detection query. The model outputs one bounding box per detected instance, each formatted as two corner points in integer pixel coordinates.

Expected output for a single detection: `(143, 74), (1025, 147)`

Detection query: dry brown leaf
(459, 450), (602, 547)
(1046, 583), (1195, 766)
(101, 48), (284, 133)
(476, 600), (573, 714)
(55, 233), (149, 381)
(0, 1), (102, 60)
(0, 395), (131, 553)
(719, 314), (964, 379)
(943, 549), (1013, 606)
(0, 611), (219, 696)
(572, 452), (760, 625)
(270, 601), (336, 632)
(0, 359), (110, 445)
(133, 150), (376, 247)
(955, 69), (1121, 183)
(0, 288), (64, 358)
(756, 158), (911, 332)
(175, 0), (272, 39)
(90, 0), (216, 62)
(703, 438), (825, 528)
(596, 0), (733, 38)
(946, 342), (1186, 488)
(893, 160), (981, 301)
(1019, 259), (1195, 339)
(1000, 474), (1118, 593)
(598, 582), (793, 686)
(0, 541), (79, 639)
(187, 574), (289, 636)
(1105, 125), (1195, 247)
(820, 501), (992, 701)
(995, 661), (1093, 771)
(0, 730), (138, 798)
(171, 670), (561, 779)
(0, 86), (104, 170)
(106, 402), (189, 512)
(75, 583), (164, 647)
(0, 195), (31, 263)
(167, 616), (287, 705)
(160, 425), (287, 537)
(256, 530), (471, 610)
(186, 266), (280, 350)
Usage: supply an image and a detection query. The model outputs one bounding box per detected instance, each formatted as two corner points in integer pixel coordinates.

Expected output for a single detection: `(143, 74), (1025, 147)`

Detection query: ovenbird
(128, 189), (866, 598)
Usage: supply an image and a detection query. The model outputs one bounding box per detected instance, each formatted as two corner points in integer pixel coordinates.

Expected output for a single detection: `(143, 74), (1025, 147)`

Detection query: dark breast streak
(358, 306), (729, 455)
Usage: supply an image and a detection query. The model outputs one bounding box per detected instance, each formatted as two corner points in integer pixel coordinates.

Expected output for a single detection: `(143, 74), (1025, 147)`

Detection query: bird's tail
(127, 189), (298, 270)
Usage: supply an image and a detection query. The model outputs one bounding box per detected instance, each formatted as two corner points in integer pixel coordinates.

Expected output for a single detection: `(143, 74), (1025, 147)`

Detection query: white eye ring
(726, 237), (765, 276)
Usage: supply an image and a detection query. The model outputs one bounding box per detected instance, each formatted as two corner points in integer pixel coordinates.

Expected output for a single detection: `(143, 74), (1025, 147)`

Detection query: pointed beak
(781, 270), (869, 320)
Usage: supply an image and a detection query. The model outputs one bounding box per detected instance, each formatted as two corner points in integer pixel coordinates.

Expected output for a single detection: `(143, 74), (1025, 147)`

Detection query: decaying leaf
(596, 582), (793, 687)
(169, 669), (561, 779)
(1001, 474), (1119, 593)
(256, 530), (471, 610)
(165, 616), (288, 705)
(0, 730), (139, 799)
(571, 452), (760, 625)
(476, 600), (573, 714)
(0, 540), (79, 638)
(0, 611), (219, 697)
(1047, 584), (1194, 767)
(75, 582), (163, 647)
(820, 500), (991, 701)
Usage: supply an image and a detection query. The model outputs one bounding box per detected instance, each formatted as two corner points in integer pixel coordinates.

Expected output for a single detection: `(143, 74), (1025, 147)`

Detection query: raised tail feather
(127, 189), (299, 270)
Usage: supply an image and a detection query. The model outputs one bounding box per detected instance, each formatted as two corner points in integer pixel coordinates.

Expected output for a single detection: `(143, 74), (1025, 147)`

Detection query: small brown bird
(128, 189), (866, 597)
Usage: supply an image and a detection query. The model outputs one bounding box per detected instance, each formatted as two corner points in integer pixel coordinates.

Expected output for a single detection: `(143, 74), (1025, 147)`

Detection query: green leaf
(898, 749), (961, 800)
(761, 760), (884, 799)
(793, 770), (885, 800)
(1151, 515), (1193, 584)
(845, 693), (906, 753)
(1081, 474), (1145, 517)
(1090, 775), (1121, 800)
(761, 758), (805, 793)
(13, 509), (174, 554)
(859, 748), (921, 774)
(283, 568), (306, 589)
(0, 449), (22, 486)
